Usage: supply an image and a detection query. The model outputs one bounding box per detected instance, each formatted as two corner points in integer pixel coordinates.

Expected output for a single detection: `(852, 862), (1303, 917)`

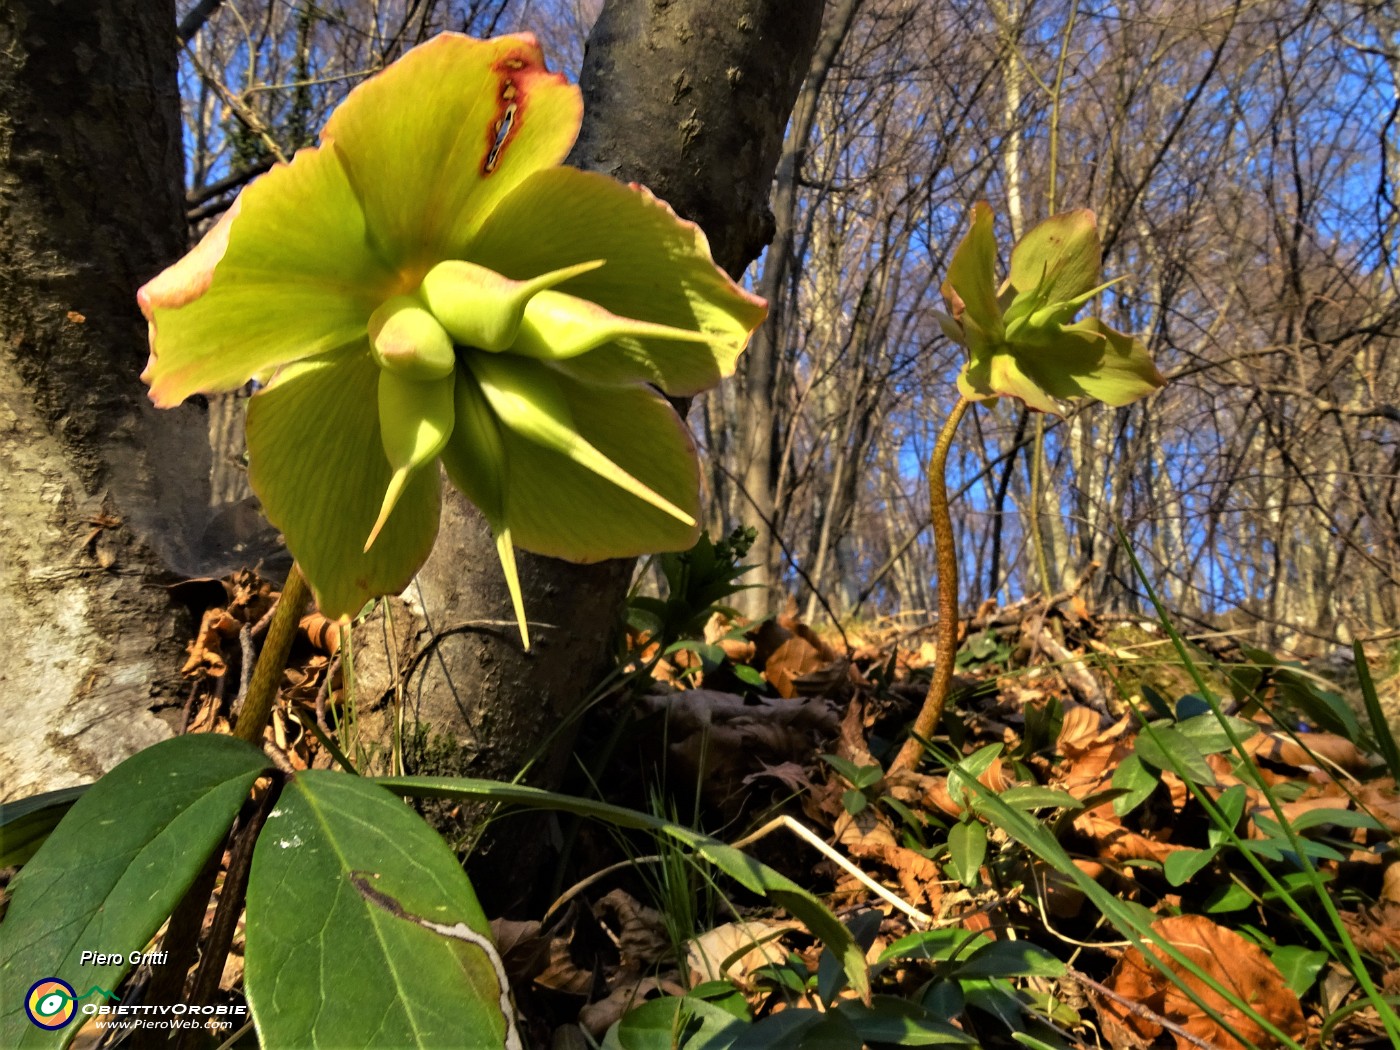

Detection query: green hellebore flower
(139, 33), (766, 646)
(934, 202), (1165, 415)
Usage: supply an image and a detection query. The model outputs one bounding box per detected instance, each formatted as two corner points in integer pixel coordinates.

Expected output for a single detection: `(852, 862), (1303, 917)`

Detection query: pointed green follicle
(466, 353), (696, 528)
(420, 259), (605, 352)
(367, 369), (455, 550)
(508, 289), (716, 361)
(368, 294), (457, 381)
(438, 369), (530, 649)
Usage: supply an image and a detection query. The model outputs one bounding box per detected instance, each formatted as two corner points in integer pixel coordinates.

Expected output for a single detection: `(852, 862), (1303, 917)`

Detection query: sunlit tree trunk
(0, 0), (211, 799)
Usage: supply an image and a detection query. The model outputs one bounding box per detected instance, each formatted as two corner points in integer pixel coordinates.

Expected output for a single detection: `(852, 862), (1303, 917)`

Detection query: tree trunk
(351, 0), (826, 911)
(0, 0), (211, 800)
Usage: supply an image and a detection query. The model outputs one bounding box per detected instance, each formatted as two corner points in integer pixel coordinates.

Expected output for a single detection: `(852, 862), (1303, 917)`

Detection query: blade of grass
(1118, 528), (1400, 1042)
(1354, 640), (1400, 781)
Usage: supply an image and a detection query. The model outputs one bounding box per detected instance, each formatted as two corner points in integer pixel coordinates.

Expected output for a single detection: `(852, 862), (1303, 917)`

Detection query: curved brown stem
(234, 563), (311, 745)
(891, 396), (971, 774)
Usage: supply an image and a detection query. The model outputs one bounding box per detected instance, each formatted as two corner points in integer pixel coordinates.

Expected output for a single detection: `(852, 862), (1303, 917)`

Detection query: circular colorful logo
(25, 978), (77, 1030)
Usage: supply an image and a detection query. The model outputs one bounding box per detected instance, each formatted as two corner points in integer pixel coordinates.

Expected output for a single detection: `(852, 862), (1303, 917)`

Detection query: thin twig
(1067, 964), (1225, 1050)
(731, 815), (935, 927)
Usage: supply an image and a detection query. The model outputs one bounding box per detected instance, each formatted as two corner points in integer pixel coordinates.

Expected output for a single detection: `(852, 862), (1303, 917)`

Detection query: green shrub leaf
(244, 771), (516, 1049)
(0, 735), (269, 1049)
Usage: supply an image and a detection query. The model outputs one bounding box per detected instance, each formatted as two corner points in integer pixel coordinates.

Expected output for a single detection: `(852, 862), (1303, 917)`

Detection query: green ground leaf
(0, 786), (87, 868)
(1134, 725), (1216, 785)
(374, 776), (869, 1001)
(947, 819), (987, 887)
(1164, 846), (1218, 886)
(835, 996), (978, 1045)
(602, 996), (742, 1050)
(244, 771), (516, 1050)
(0, 735), (269, 1049)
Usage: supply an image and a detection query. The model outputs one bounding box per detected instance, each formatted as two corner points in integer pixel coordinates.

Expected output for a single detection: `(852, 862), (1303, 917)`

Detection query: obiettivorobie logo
(25, 978), (120, 1030)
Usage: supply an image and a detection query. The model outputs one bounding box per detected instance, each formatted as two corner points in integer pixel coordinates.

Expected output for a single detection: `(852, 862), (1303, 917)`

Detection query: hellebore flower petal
(467, 355), (695, 527)
(1022, 318), (1167, 406)
(247, 350), (441, 620)
(141, 143), (396, 407)
(469, 167), (765, 395)
(941, 203), (1164, 414)
(958, 355), (1059, 415)
(484, 375), (703, 562)
(940, 202), (1004, 352)
(324, 33), (581, 272)
(1006, 208), (1102, 307)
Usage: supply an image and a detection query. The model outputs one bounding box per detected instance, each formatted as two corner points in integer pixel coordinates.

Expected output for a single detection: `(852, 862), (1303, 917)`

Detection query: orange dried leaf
(1100, 914), (1307, 1050)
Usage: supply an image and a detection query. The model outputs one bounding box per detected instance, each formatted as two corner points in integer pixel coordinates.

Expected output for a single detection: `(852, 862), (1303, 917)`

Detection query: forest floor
(164, 577), (1400, 1050)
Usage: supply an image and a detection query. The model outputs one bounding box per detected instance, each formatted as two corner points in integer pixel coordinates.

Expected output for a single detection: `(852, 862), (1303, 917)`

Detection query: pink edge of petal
(623, 179), (770, 321)
(137, 198), (241, 320)
(139, 197), (245, 406)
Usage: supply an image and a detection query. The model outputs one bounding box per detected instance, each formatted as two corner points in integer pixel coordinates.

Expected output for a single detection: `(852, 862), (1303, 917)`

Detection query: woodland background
(179, 0), (1399, 650)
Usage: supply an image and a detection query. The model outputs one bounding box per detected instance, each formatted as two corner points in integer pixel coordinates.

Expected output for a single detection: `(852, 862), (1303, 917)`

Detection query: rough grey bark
(357, 0), (825, 908)
(0, 0), (209, 799)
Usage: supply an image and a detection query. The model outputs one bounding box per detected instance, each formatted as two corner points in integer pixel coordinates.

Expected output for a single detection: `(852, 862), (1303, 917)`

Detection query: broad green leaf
(1270, 946), (1328, 997)
(602, 996), (742, 1050)
(1134, 726), (1216, 785)
(470, 167), (766, 397)
(949, 941), (1065, 980)
(947, 819), (987, 887)
(141, 143), (394, 407)
(324, 34), (582, 270)
(962, 977), (1028, 1028)
(0, 736), (269, 1049)
(244, 771), (516, 1049)
(1275, 671), (1364, 741)
(731, 1010), (862, 1050)
(877, 929), (975, 965)
(1164, 847), (1218, 886)
(1202, 882), (1255, 913)
(0, 786), (87, 868)
(835, 997), (977, 1045)
(374, 776), (868, 1001)
(1176, 711), (1260, 754)
(1111, 753), (1159, 816)
(816, 910), (883, 1006)
(246, 349), (441, 619)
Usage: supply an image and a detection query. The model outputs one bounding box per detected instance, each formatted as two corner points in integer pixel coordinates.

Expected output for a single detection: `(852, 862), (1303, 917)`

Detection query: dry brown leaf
(490, 918), (551, 984)
(1099, 914), (1307, 1050)
(686, 920), (791, 988)
(534, 936), (594, 997)
(594, 888), (671, 971)
(1244, 731), (1371, 775)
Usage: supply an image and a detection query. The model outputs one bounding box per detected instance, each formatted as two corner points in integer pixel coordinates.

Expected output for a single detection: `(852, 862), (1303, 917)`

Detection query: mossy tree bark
(356, 0), (826, 909)
(0, 0), (210, 799)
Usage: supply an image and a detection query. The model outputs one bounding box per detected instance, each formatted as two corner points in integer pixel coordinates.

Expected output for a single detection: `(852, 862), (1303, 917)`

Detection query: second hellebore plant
(891, 203), (1165, 773)
(140, 34), (764, 651)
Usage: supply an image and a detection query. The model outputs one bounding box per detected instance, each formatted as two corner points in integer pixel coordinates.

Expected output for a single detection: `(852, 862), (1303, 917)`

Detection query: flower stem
(891, 395), (971, 774)
(235, 564), (311, 745)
